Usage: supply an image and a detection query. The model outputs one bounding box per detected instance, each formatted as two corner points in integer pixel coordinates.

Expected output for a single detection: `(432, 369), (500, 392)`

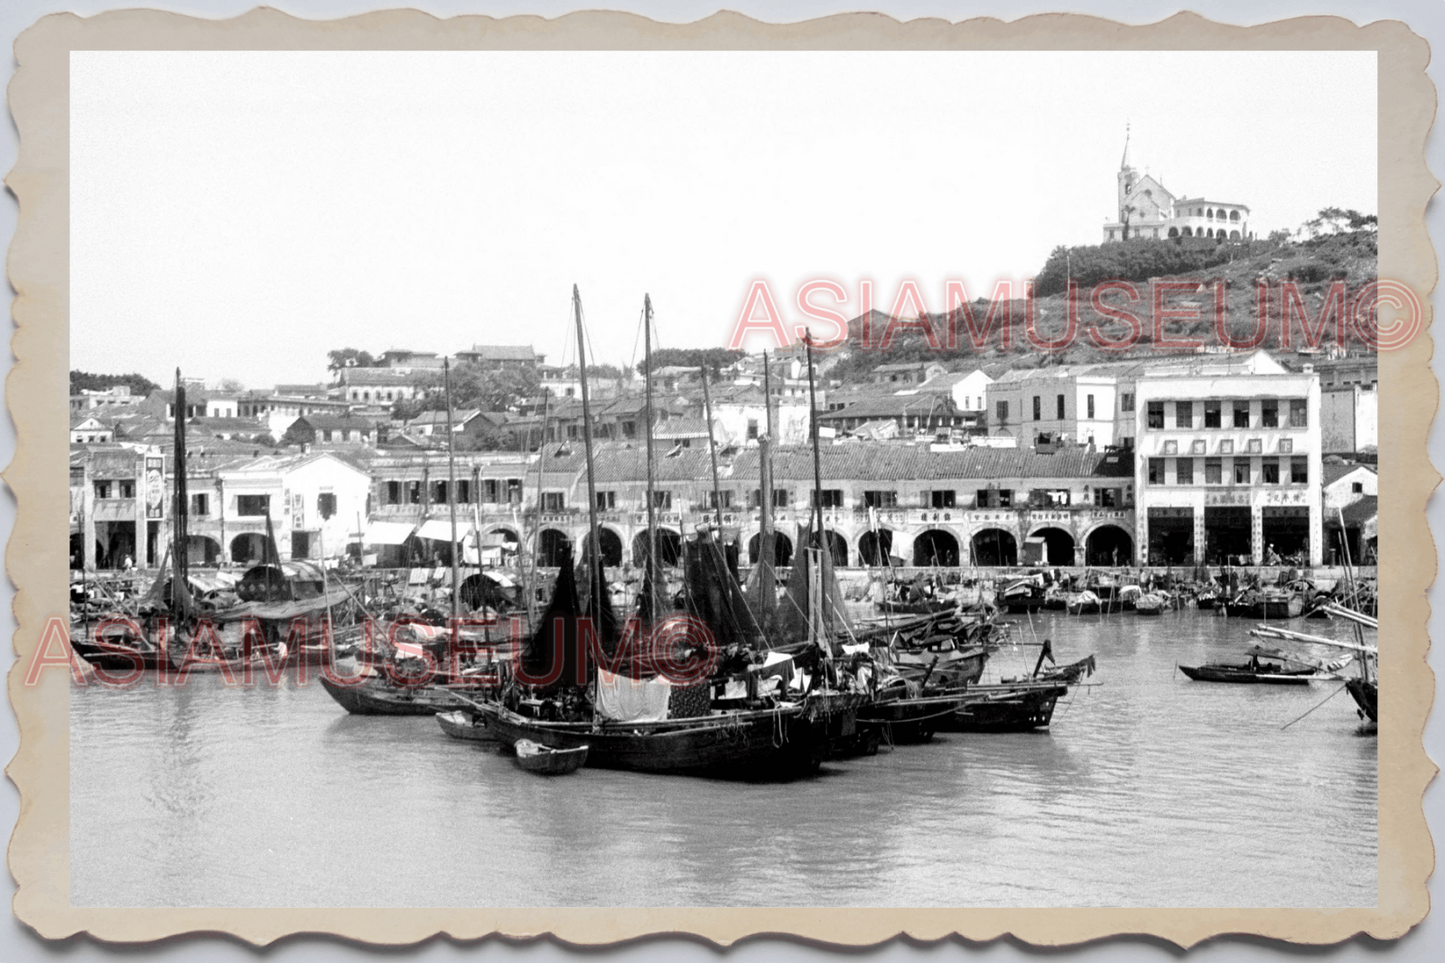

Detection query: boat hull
(320, 674), (464, 715)
(1177, 663), (1313, 685)
(944, 683), (1065, 732)
(436, 709), (500, 742)
(514, 739), (588, 774)
(476, 701), (833, 779)
(1346, 678), (1378, 722)
(857, 693), (967, 743)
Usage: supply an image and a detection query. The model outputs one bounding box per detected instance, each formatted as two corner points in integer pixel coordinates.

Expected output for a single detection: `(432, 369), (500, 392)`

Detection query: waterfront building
(1126, 351), (1322, 566)
(986, 361), (1140, 448)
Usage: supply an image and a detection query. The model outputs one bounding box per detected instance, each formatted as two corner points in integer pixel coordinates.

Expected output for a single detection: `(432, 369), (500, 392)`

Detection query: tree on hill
(635, 347), (744, 381)
(326, 348), (379, 373)
(69, 370), (161, 398)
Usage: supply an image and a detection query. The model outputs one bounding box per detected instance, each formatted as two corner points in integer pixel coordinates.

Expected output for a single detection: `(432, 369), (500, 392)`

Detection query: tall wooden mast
(443, 357), (461, 620)
(643, 294), (658, 588)
(573, 285), (603, 618)
(171, 368), (192, 620)
(757, 350), (776, 626)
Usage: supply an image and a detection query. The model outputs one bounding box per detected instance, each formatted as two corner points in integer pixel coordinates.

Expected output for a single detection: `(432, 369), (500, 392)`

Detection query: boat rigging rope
(1280, 682), (1348, 730)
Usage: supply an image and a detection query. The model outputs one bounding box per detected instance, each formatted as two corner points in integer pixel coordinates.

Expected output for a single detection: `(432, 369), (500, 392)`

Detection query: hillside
(823, 229), (1378, 381)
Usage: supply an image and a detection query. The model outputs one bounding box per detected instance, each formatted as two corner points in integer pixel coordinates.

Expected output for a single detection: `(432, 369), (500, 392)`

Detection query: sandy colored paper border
(4, 6), (1437, 949)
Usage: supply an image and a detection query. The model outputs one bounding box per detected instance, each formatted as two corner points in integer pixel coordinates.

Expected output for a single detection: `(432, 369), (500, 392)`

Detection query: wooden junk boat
(476, 292), (866, 779)
(940, 650), (1096, 733)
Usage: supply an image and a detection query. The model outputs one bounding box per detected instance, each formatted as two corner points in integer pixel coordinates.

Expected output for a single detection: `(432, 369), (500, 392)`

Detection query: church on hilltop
(1102, 127), (1252, 243)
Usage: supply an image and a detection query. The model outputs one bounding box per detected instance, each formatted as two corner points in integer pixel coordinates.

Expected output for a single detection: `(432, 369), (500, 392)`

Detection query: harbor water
(69, 609), (1376, 908)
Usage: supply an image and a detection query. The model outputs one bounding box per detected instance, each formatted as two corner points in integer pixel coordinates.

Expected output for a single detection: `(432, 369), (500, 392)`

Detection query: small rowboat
(514, 739), (588, 775)
(436, 710), (499, 742)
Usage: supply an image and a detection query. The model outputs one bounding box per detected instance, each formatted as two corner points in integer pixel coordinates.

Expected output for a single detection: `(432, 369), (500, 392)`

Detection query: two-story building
(1126, 351), (1322, 566)
(986, 361), (1141, 449)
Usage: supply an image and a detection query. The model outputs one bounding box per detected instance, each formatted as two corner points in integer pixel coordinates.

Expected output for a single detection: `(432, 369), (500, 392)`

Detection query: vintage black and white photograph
(52, 33), (1393, 917)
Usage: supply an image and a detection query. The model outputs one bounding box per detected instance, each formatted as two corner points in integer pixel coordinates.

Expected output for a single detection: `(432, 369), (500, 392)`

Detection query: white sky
(70, 49), (1377, 388)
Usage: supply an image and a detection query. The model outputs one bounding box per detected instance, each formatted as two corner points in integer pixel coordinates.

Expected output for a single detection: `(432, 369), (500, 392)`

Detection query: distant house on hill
(1103, 127), (1250, 243)
(870, 361), (948, 386)
(70, 415), (114, 445)
(454, 344), (543, 371)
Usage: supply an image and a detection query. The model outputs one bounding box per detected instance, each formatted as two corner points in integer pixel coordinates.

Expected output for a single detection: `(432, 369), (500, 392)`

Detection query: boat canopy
(417, 518), (475, 542)
(362, 520), (415, 545)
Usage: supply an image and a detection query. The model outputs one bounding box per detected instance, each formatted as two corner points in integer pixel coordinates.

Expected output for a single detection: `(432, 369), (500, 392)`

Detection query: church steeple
(1120, 121), (1131, 171)
(1117, 123), (1137, 219)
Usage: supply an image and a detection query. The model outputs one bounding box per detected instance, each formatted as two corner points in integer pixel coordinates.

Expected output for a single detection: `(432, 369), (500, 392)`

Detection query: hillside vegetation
(824, 227), (1377, 382)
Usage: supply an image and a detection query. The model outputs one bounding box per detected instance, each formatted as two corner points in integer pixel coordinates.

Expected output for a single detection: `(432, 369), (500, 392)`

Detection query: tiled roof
(1333, 495), (1377, 526)
(461, 345), (538, 362)
(653, 417), (710, 438)
(817, 395), (958, 421)
(339, 368), (436, 386)
(1322, 462), (1374, 486)
(731, 444), (1132, 482)
(299, 413), (380, 431)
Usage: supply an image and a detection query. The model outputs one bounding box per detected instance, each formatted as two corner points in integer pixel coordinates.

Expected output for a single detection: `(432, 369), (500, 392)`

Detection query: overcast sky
(70, 49), (1377, 389)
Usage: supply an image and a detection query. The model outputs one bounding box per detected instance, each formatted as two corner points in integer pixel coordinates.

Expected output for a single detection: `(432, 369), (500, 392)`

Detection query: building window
(1162, 440), (1178, 455)
(542, 492), (565, 512)
(811, 489), (844, 508)
(1279, 438), (1293, 453)
(189, 493), (209, 515)
(1175, 401), (1193, 429)
(407, 481), (422, 504)
(621, 421), (636, 439)
(1146, 401), (1164, 429)
(386, 481), (402, 504)
(996, 400), (1009, 424)
(1096, 488), (1118, 507)
(596, 490), (616, 510)
(1204, 400), (1222, 428)
(975, 489), (991, 508)
(1291, 457), (1308, 484)
(431, 481), (448, 504)
(317, 493), (336, 519)
(652, 491), (673, 510)
(1289, 399), (1308, 428)
(996, 489), (1013, 508)
(1176, 458), (1194, 485)
(1205, 458), (1222, 485)
(772, 489), (789, 508)
(1033, 396), (1042, 421)
(482, 479), (499, 503)
(237, 494), (270, 516)
(1086, 394), (1095, 419)
(706, 490), (734, 510)
(1262, 461), (1280, 484)
(1190, 440), (1206, 454)
(1352, 481), (1364, 494)
(1056, 394), (1066, 419)
(1233, 401), (1251, 428)
(1148, 458), (1163, 485)
(1247, 438), (1263, 453)
(1219, 439), (1234, 455)
(1259, 399), (1280, 428)
(507, 479), (523, 504)
(864, 490), (898, 508)
(1234, 460), (1250, 485)
(1121, 393), (1135, 412)
(929, 490), (956, 509)
(118, 480), (136, 499)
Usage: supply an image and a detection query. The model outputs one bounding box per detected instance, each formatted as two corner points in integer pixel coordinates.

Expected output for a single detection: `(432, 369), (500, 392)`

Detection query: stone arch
(229, 532), (275, 565)
(747, 531), (794, 567)
(581, 526), (624, 567)
(1181, 227), (1193, 237)
(1167, 226), (1179, 238)
(631, 527), (682, 568)
(913, 528), (960, 567)
(187, 535), (223, 566)
(1230, 210), (1240, 221)
(1084, 524), (1134, 566)
(1207, 208), (1214, 219)
(858, 528), (894, 566)
(1027, 526), (1075, 566)
(537, 528), (573, 568)
(1229, 230), (1240, 240)
(970, 528), (1018, 566)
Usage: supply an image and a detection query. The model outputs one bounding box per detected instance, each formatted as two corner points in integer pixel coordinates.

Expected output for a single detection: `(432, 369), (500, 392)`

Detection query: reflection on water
(71, 610), (1376, 908)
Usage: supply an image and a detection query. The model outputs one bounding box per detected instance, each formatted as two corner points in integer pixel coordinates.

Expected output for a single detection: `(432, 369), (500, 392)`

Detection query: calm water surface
(70, 610), (1376, 907)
